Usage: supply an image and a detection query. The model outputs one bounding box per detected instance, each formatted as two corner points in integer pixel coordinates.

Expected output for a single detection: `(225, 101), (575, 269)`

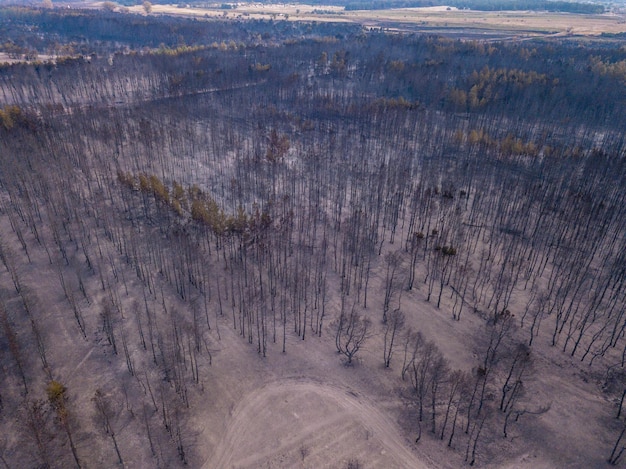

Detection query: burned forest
(1, 6), (626, 469)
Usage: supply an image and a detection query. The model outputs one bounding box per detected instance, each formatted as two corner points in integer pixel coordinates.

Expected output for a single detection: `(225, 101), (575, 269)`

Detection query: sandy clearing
(203, 377), (439, 469)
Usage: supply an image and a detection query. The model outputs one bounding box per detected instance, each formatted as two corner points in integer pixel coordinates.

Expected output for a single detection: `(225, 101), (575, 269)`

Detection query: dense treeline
(1, 14), (625, 126)
(1, 8), (626, 468)
(0, 7), (359, 56)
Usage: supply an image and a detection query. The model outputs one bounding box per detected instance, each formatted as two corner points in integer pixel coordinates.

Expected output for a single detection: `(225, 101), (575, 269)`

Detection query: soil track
(204, 377), (439, 469)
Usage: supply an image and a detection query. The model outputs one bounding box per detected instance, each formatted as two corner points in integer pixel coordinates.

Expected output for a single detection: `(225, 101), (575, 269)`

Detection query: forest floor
(186, 245), (614, 469)
(0, 207), (616, 468)
(195, 303), (611, 469)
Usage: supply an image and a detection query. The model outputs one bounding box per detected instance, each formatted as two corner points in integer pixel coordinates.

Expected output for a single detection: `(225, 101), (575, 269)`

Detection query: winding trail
(203, 377), (440, 469)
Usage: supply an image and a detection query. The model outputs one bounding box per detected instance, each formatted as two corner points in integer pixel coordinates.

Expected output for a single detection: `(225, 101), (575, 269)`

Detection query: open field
(121, 3), (626, 37)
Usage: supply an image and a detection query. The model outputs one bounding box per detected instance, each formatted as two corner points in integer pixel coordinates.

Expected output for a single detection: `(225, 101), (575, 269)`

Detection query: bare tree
(0, 301), (28, 394)
(383, 251), (403, 322)
(500, 343), (531, 413)
(344, 459), (362, 469)
(503, 404), (550, 440)
(101, 299), (118, 355)
(410, 341), (447, 441)
(465, 410), (488, 466)
(24, 399), (54, 468)
(335, 303), (371, 365)
(407, 232), (424, 291)
(400, 329), (424, 381)
(0, 437), (9, 469)
(47, 381), (81, 468)
(440, 370), (469, 447)
(92, 389), (124, 466)
(609, 421), (626, 466)
(383, 308), (405, 368)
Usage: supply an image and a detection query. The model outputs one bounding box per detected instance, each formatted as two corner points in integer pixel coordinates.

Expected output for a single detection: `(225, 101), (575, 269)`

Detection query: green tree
(102, 1), (117, 11)
(47, 381), (81, 468)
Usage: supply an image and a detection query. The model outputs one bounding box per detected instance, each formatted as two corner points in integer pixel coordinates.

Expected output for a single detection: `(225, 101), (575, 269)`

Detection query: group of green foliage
(0, 105), (35, 131)
(117, 172), (271, 237)
(435, 245), (457, 255)
(365, 96), (420, 111)
(46, 380), (67, 412)
(265, 129), (290, 162)
(154, 44), (211, 56)
(0, 105), (22, 130)
(590, 56), (626, 84)
(459, 127), (593, 159)
(456, 129), (540, 157)
(448, 66), (551, 109)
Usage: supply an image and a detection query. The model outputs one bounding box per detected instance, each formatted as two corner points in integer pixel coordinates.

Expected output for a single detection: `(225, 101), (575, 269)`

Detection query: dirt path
(203, 377), (441, 469)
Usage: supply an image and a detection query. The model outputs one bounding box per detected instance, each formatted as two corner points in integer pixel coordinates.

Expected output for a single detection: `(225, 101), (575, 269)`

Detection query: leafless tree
(383, 308), (405, 368)
(500, 343), (531, 413)
(93, 389), (124, 466)
(0, 301), (28, 394)
(24, 399), (54, 468)
(400, 329), (424, 381)
(47, 381), (81, 468)
(383, 250), (403, 322)
(609, 421), (626, 466)
(335, 301), (371, 365)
